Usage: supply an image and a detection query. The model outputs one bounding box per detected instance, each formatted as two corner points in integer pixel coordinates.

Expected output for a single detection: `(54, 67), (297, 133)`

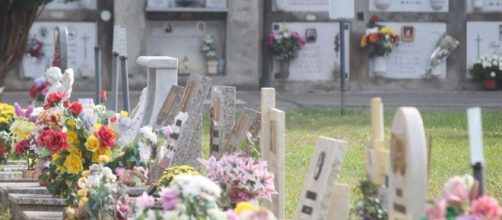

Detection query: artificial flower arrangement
(360, 16), (400, 58)
(424, 174), (502, 220)
(0, 103), (15, 160)
(10, 103), (39, 171)
(133, 175), (277, 220)
(351, 180), (388, 220)
(470, 55), (502, 90)
(201, 35), (217, 60)
(424, 34), (459, 78)
(267, 28), (306, 61)
(28, 77), (50, 107)
(199, 152), (277, 208)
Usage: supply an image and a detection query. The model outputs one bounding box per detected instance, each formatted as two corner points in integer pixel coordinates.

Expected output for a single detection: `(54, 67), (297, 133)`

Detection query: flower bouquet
(424, 34), (459, 78)
(424, 175), (502, 220)
(199, 152), (277, 208)
(470, 55), (502, 90)
(28, 77), (50, 107)
(352, 180), (388, 220)
(201, 35), (219, 75)
(361, 16), (399, 75)
(0, 102), (14, 163)
(267, 28), (306, 78)
(10, 103), (39, 176)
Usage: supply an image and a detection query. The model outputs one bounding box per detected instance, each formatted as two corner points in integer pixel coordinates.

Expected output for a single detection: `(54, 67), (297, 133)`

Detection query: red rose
(38, 129), (68, 152)
(63, 100), (70, 108)
(69, 102), (83, 115)
(95, 125), (116, 148)
(44, 91), (65, 109)
(370, 15), (378, 24)
(14, 140), (30, 154)
(29, 85), (37, 98)
(110, 115), (117, 123)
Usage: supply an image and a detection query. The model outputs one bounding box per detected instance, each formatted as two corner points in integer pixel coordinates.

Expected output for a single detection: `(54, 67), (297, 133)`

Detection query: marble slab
(466, 22), (502, 77)
(22, 211), (62, 220)
(369, 0), (449, 12)
(466, 0), (502, 13)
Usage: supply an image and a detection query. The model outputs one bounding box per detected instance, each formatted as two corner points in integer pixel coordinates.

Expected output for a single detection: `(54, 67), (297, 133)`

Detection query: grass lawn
(204, 108), (502, 218)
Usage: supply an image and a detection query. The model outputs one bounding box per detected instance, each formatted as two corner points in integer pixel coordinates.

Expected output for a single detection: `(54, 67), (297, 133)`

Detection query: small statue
(44, 66), (74, 105)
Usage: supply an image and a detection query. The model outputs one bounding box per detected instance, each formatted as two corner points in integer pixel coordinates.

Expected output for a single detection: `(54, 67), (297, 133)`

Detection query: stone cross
(260, 88), (285, 219)
(475, 34), (482, 58)
(221, 108), (261, 154)
(388, 107), (427, 220)
(209, 86), (236, 158)
(295, 136), (348, 220)
(170, 74), (212, 168)
(366, 97), (389, 186)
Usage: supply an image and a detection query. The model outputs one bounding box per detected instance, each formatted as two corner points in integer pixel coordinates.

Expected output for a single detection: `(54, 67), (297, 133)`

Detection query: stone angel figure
(44, 66), (74, 104)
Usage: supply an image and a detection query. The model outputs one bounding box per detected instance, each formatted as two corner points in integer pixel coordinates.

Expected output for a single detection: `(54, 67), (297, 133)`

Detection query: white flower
(282, 32), (291, 38)
(490, 72), (496, 78)
(365, 27), (379, 35)
(138, 141), (152, 164)
(86, 175), (100, 187)
(30, 107), (43, 118)
(140, 126), (158, 144)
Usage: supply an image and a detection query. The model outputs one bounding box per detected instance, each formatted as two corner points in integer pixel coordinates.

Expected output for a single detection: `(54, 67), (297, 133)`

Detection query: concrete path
(1, 90), (501, 112)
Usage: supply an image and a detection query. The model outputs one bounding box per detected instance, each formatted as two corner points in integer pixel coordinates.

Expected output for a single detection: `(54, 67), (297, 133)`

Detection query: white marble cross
(295, 136), (348, 220)
(388, 107), (428, 220)
(366, 97), (390, 186)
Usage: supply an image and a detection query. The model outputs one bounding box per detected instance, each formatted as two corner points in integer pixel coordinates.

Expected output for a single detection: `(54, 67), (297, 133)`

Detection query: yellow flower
(98, 155), (111, 164)
(93, 123), (102, 131)
(234, 202), (259, 215)
(67, 145), (82, 158)
(66, 131), (78, 145)
(67, 119), (77, 129)
(84, 135), (100, 152)
(52, 152), (65, 172)
(92, 147), (112, 163)
(77, 188), (88, 197)
(82, 170), (91, 177)
(78, 197), (88, 207)
(380, 26), (396, 36)
(10, 119), (35, 141)
(64, 154), (83, 174)
(120, 111), (128, 117)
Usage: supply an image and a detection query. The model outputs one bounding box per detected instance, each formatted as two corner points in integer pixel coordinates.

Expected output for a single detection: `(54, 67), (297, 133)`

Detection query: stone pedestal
(137, 56), (178, 127)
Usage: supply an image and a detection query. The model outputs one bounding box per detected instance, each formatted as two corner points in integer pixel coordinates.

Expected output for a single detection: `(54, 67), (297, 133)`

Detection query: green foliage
(351, 181), (388, 220)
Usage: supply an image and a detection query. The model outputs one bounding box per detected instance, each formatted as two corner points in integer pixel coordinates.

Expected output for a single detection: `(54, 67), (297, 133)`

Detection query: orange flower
(368, 34), (378, 43)
(360, 35), (367, 48)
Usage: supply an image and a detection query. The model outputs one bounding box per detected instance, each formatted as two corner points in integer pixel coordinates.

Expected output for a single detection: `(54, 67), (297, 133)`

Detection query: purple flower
(135, 192), (155, 211)
(159, 188), (181, 210)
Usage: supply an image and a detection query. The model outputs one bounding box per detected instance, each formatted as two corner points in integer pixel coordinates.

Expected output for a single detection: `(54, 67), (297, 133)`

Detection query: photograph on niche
(401, 26), (415, 42)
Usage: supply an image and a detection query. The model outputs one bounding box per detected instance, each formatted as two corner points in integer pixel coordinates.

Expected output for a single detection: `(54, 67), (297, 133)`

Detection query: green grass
(203, 108), (502, 218)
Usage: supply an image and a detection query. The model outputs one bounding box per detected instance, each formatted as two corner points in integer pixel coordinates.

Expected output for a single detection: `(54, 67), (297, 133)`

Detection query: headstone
(271, 22), (350, 81)
(466, 22), (502, 77)
(22, 211), (62, 220)
(222, 108), (261, 154)
(111, 25), (127, 111)
(136, 56), (178, 127)
(274, 0), (329, 12)
(369, 0), (449, 12)
(295, 136), (348, 220)
(326, 183), (350, 220)
(162, 74), (212, 169)
(22, 22), (97, 78)
(388, 107), (428, 220)
(146, 21), (225, 75)
(120, 87), (148, 145)
(466, 0), (502, 13)
(209, 86), (236, 157)
(372, 22), (447, 79)
(155, 86), (184, 127)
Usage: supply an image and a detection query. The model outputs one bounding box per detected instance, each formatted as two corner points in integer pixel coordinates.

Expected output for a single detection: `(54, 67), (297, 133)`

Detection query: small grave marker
(366, 97), (389, 186)
(295, 136), (348, 220)
(467, 107), (485, 195)
(209, 86), (236, 157)
(222, 108), (261, 154)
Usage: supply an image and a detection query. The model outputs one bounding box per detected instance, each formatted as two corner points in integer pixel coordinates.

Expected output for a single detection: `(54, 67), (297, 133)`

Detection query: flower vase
(206, 60), (219, 75)
(373, 56), (387, 76)
(430, 0), (446, 10)
(277, 60), (290, 79)
(483, 79), (496, 90)
(473, 0), (484, 9)
(22, 170), (37, 180)
(374, 0), (391, 10)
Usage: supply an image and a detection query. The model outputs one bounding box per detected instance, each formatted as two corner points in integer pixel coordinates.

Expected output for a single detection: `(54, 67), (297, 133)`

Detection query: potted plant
(201, 35), (219, 75)
(267, 28), (306, 79)
(361, 16), (400, 76)
(470, 55), (501, 90)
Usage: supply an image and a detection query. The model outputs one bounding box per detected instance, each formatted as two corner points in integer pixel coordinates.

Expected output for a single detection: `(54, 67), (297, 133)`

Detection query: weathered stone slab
(222, 108), (261, 154)
(9, 194), (66, 220)
(0, 165), (28, 172)
(22, 211), (62, 220)
(0, 172), (22, 180)
(388, 107), (427, 220)
(295, 136), (348, 220)
(326, 183), (350, 220)
(0, 182), (40, 209)
(155, 85), (183, 127)
(209, 86), (236, 157)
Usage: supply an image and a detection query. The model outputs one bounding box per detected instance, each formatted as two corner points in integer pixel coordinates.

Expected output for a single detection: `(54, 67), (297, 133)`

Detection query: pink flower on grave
(135, 192), (155, 212)
(426, 199), (447, 220)
(471, 196), (502, 220)
(161, 125), (173, 137)
(116, 194), (130, 220)
(226, 210), (239, 220)
(441, 176), (469, 204)
(159, 187), (181, 210)
(267, 32), (275, 47)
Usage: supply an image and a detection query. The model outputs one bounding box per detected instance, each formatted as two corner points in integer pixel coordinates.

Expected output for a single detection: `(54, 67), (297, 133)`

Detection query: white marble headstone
(274, 0), (329, 12)
(388, 107), (427, 220)
(369, 0), (449, 12)
(466, 0), (502, 13)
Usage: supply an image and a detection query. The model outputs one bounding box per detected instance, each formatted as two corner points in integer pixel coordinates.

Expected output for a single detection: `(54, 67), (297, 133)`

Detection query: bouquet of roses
(267, 28), (306, 61)
(199, 152), (277, 208)
(425, 175), (502, 220)
(360, 16), (400, 58)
